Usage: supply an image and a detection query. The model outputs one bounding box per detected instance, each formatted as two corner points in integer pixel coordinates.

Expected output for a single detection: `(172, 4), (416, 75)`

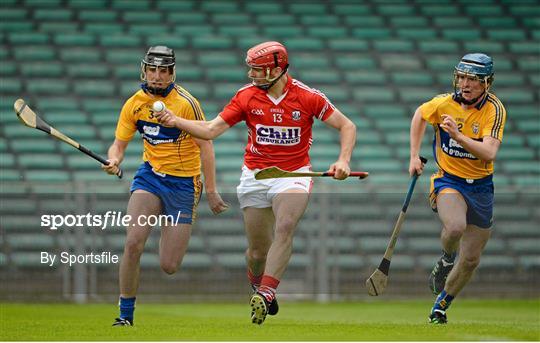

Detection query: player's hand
(102, 158), (120, 175)
(154, 108), (178, 128)
(329, 160), (350, 180)
(206, 191), (229, 215)
(440, 115), (462, 140)
(409, 156), (425, 176)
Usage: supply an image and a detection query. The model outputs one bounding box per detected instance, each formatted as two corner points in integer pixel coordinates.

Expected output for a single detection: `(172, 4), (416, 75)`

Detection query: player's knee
(160, 261), (179, 275)
(460, 255), (481, 271)
(246, 248), (268, 262)
(123, 239), (145, 260)
(273, 231), (294, 246)
(274, 219), (297, 239)
(444, 222), (466, 240)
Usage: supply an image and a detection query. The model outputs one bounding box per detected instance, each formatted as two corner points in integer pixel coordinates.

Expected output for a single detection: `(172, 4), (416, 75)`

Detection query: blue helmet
(454, 53), (494, 83)
(453, 53), (494, 105)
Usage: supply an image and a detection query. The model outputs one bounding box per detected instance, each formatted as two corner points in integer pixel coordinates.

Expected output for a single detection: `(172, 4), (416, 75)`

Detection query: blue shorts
(430, 171), (494, 229)
(130, 162), (202, 224)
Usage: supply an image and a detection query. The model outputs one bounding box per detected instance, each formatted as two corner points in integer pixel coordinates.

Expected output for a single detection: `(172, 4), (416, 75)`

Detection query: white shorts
(237, 165), (313, 209)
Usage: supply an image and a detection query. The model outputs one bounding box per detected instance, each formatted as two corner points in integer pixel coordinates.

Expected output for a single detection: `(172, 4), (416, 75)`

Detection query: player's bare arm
(155, 109), (230, 140)
(193, 137), (229, 214)
(322, 109), (356, 179)
(103, 138), (129, 175)
(409, 107), (428, 176)
(441, 114), (501, 162)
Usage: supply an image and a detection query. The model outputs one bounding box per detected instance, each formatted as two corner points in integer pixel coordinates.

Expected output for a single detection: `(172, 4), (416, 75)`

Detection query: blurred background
(0, 0), (538, 302)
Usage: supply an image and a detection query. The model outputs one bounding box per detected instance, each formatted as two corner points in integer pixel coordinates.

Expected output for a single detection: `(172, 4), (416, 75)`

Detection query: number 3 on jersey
(273, 113), (282, 123)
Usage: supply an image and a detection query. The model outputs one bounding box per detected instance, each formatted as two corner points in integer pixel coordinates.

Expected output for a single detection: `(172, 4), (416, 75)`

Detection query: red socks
(258, 275), (280, 302)
(247, 269), (262, 287)
(248, 268), (280, 302)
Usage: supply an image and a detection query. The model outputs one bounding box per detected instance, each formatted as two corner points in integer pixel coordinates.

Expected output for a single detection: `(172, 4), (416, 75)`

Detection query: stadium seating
(0, 0), (538, 297)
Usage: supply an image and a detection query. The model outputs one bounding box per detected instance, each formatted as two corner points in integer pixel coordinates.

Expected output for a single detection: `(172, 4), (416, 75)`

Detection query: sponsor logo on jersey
(255, 124), (301, 146)
(440, 130), (477, 160)
(143, 125), (160, 136)
(137, 120), (180, 145)
(448, 138), (463, 149)
(292, 110), (301, 121)
(251, 108), (265, 116)
(270, 108), (284, 113)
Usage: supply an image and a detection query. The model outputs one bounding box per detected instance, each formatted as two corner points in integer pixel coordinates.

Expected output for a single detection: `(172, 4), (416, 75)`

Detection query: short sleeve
(115, 101), (137, 141)
(419, 95), (446, 125)
(219, 93), (245, 126)
(307, 89), (335, 121)
(482, 100), (506, 141)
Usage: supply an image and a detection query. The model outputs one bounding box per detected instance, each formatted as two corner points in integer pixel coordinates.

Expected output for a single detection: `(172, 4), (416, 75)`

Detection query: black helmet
(140, 46), (176, 96)
(142, 45), (175, 68)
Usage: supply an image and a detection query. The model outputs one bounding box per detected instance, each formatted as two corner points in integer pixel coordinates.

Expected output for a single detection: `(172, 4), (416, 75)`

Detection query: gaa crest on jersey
(292, 110), (301, 121)
(472, 122), (480, 135)
(251, 108), (265, 116)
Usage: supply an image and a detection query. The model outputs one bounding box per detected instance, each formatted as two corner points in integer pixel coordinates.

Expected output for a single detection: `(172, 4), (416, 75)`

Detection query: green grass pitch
(1, 299), (538, 341)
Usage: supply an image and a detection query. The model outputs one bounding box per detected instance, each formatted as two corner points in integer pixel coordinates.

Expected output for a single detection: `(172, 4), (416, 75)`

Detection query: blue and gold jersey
(420, 93), (506, 179)
(115, 85), (205, 177)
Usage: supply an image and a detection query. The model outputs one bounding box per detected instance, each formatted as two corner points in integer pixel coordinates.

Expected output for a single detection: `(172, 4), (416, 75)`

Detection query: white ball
(152, 101), (166, 112)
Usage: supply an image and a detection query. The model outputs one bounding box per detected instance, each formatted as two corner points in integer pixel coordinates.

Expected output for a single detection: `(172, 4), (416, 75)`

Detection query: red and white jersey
(219, 76), (335, 171)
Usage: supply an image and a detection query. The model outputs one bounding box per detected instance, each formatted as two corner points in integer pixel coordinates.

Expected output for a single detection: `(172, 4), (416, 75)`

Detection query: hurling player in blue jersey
(409, 53), (506, 324)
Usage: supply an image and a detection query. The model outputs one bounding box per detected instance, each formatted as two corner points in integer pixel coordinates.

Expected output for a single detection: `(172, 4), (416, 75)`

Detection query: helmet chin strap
(454, 90), (486, 105)
(140, 65), (176, 97)
(454, 78), (491, 106)
(253, 64), (289, 90)
(141, 83), (175, 97)
(453, 79), (490, 106)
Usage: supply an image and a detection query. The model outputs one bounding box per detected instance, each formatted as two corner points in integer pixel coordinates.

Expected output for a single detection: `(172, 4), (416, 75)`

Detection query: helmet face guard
(245, 41), (289, 90)
(453, 53), (494, 105)
(247, 64), (289, 90)
(141, 46), (176, 96)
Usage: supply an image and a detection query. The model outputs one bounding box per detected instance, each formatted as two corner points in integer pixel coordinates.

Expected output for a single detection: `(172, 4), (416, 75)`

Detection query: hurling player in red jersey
(155, 41), (356, 325)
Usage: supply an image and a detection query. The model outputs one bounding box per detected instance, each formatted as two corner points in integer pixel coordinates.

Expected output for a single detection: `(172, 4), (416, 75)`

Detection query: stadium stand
(0, 0), (538, 299)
